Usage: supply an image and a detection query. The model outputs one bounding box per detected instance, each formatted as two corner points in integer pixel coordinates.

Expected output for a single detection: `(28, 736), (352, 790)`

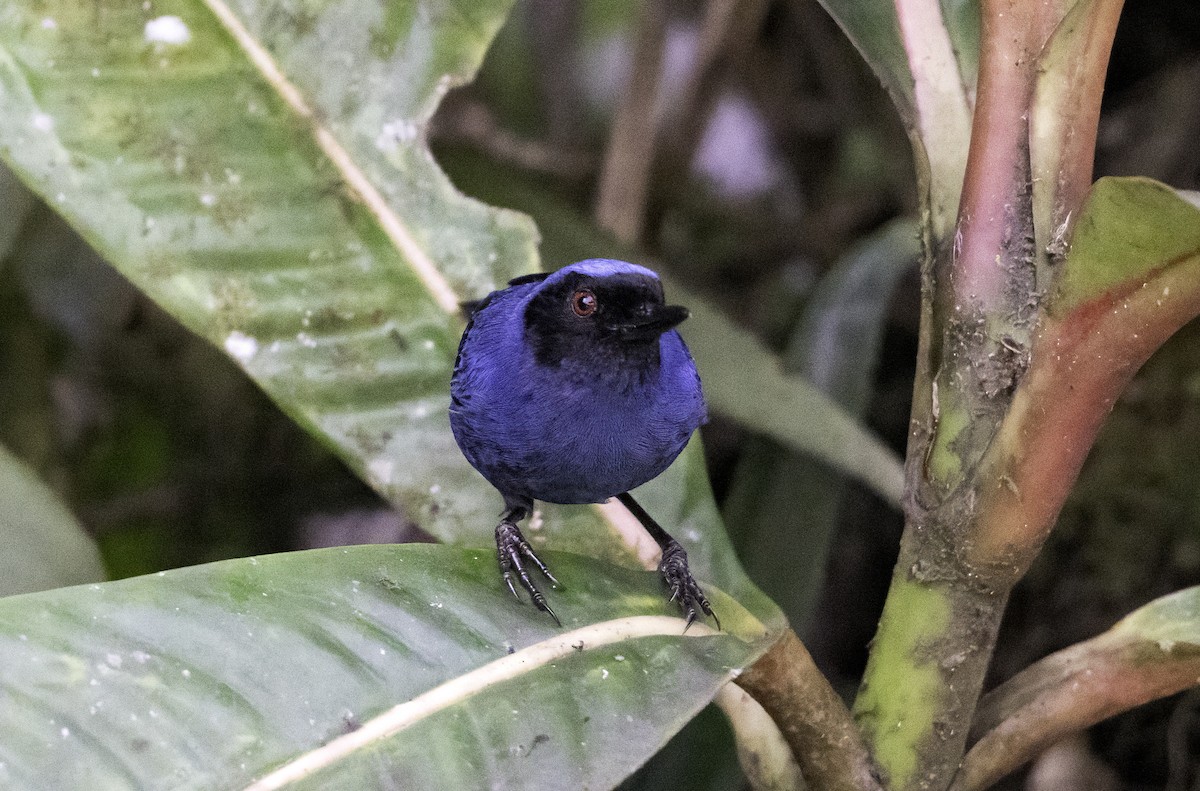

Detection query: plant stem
(737, 629), (883, 791)
(953, 631), (1200, 790)
(715, 683), (806, 791)
(852, 541), (1010, 790)
(893, 0), (972, 242)
(968, 248), (1200, 567)
(852, 1), (1117, 787)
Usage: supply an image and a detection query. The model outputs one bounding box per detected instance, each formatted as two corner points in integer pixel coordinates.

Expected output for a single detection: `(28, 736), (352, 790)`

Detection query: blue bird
(450, 259), (717, 627)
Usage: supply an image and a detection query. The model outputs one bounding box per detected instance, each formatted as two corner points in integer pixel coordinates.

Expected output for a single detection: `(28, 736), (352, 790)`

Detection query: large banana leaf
(0, 0), (783, 787)
(0, 544), (770, 789)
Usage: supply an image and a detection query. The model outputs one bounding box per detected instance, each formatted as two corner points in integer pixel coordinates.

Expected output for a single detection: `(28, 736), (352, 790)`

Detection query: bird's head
(523, 259), (689, 370)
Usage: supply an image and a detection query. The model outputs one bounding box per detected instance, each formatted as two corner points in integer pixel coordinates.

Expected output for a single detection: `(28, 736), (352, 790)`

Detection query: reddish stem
(952, 0), (1063, 309)
(953, 634), (1200, 790)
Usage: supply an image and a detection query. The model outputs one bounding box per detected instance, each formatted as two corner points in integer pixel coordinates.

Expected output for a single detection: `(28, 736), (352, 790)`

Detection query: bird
(449, 258), (718, 628)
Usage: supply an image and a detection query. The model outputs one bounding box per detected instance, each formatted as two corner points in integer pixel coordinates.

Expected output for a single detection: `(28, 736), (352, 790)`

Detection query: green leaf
(939, 0), (980, 90)
(683, 298), (905, 507)
(0, 443), (105, 596)
(815, 0), (916, 123)
(0, 544), (769, 789)
(1, 0), (524, 540)
(817, 0), (972, 239)
(0, 1), (774, 598)
(725, 219), (916, 629)
(1050, 177), (1200, 314)
(1113, 586), (1200, 647)
(787, 220), (919, 416)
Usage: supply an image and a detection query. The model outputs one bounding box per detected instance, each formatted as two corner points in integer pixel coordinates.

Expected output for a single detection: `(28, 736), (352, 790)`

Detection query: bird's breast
(451, 324), (705, 505)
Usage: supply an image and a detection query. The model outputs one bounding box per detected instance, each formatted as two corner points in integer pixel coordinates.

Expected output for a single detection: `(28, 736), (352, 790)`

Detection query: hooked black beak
(615, 304), (690, 341)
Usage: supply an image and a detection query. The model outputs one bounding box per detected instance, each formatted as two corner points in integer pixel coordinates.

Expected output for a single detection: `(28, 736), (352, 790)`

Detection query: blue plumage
(450, 259), (716, 627)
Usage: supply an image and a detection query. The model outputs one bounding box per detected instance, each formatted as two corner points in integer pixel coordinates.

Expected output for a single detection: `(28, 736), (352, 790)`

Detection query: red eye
(572, 289), (597, 317)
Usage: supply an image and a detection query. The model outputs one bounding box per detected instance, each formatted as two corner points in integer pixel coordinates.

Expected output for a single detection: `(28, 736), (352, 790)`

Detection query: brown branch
(737, 629), (883, 791)
(951, 630), (1200, 791)
(594, 0), (668, 245)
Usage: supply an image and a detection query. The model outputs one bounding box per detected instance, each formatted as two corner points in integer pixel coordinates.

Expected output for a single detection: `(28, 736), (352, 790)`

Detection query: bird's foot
(496, 520), (561, 626)
(659, 540), (719, 631)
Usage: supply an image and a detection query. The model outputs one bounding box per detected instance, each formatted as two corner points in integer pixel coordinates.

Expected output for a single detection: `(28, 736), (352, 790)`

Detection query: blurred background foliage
(1, 0), (1198, 788)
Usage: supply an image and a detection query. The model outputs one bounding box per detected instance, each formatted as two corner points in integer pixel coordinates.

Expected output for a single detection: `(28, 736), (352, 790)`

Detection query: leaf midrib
(243, 615), (721, 790)
(199, 0), (460, 315)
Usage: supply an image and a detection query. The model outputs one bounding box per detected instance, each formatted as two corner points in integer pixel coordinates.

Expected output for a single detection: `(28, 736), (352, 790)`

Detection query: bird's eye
(571, 289), (597, 317)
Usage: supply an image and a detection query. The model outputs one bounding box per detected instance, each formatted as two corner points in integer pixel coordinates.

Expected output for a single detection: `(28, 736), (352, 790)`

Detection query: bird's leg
(495, 504), (561, 626)
(615, 492), (719, 631)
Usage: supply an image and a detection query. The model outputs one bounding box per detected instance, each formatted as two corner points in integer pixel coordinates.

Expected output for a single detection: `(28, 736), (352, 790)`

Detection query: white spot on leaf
(224, 331), (258, 362)
(375, 120), (418, 152)
(145, 16), (191, 45)
(369, 458), (394, 484)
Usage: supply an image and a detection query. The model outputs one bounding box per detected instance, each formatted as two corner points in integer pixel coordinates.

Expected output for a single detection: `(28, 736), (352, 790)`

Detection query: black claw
(496, 519), (560, 625)
(659, 540), (719, 631)
(501, 572), (520, 600)
(538, 600), (562, 627)
(614, 493), (720, 630)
